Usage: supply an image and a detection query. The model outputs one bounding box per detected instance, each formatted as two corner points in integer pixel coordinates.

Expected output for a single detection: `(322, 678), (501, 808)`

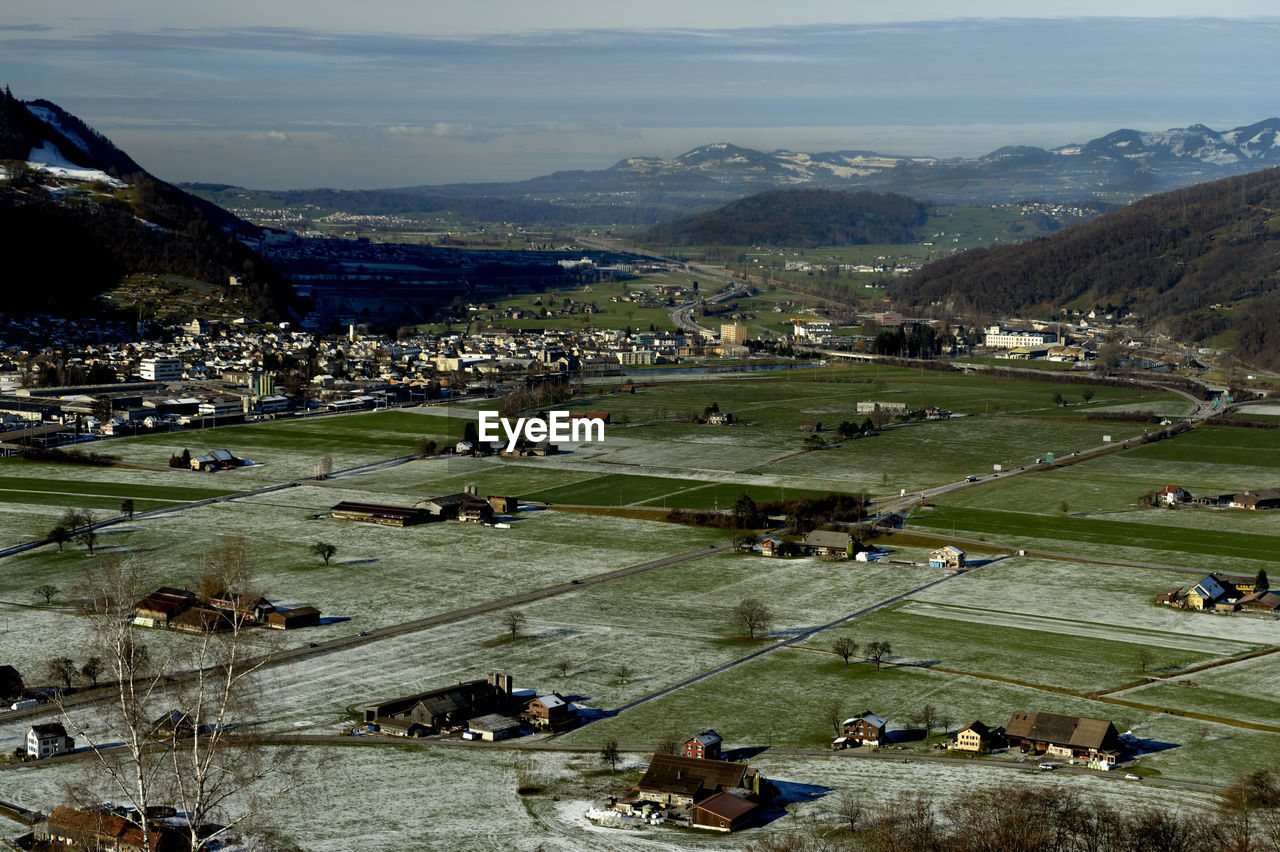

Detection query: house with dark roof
(265, 606), (321, 629)
(364, 673), (517, 734)
(837, 711), (887, 748)
(801, 530), (855, 559)
(132, 587), (198, 628)
(1231, 489), (1280, 511)
(27, 722), (73, 758)
(636, 754), (754, 808)
(525, 693), (578, 732)
(683, 730), (724, 760)
(1238, 590), (1280, 614)
(953, 720), (997, 753)
(330, 501), (428, 527)
(1004, 711), (1123, 766)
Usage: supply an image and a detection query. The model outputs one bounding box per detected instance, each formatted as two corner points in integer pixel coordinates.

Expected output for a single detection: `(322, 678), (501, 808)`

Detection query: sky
(3, 2), (1280, 189)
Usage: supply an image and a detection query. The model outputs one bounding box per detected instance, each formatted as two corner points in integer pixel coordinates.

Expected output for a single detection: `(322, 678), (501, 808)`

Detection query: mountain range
(409, 120), (1280, 209)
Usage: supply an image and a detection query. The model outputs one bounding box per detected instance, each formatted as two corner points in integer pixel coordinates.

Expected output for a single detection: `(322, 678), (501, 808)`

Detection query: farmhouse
(836, 711), (887, 748)
(365, 672), (518, 733)
(36, 806), (186, 852)
(27, 722), (74, 758)
(132, 587), (197, 627)
(1237, 590), (1280, 614)
(683, 730), (724, 760)
(209, 591), (275, 623)
(801, 530), (856, 559)
(1185, 572), (1259, 610)
(417, 490), (495, 523)
(1231, 489), (1280, 511)
(330, 500), (428, 527)
(636, 754), (760, 808)
(1005, 711), (1123, 766)
(190, 448), (243, 471)
(929, 546), (966, 569)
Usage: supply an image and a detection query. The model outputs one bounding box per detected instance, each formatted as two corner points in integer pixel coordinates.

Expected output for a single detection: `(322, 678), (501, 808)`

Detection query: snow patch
(26, 104), (94, 155)
(26, 140), (123, 187)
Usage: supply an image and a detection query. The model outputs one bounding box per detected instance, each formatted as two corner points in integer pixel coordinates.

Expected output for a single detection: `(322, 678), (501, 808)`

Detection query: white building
(140, 357), (183, 382)
(27, 723), (74, 758)
(984, 326), (1058, 349)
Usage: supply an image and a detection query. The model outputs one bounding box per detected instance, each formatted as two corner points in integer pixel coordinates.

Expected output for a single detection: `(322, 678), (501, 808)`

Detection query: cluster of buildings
(1155, 484), (1280, 511)
(329, 487), (515, 527)
(832, 709), (1125, 770)
(363, 672), (578, 739)
(1159, 572), (1280, 614)
(132, 586), (320, 632)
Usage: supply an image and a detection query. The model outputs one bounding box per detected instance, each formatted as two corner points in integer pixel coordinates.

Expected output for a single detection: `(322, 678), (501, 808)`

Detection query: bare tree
(80, 656), (103, 688)
(866, 640), (892, 671)
(502, 609), (527, 640)
(614, 663), (632, 684)
(35, 583), (59, 604)
(76, 512), (98, 555)
(309, 541), (337, 565)
(1136, 648), (1155, 674)
(554, 659), (572, 678)
(914, 703), (939, 736)
(48, 525), (71, 552)
(120, 499), (135, 519)
(731, 597), (773, 639)
(599, 740), (621, 773)
(826, 699), (846, 737)
(836, 789), (865, 833)
(47, 656), (76, 690)
(655, 732), (682, 755)
(832, 637), (858, 666)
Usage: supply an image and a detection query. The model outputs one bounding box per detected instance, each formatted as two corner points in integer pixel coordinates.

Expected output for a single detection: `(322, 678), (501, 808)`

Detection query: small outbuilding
(929, 546), (966, 569)
(690, 790), (759, 833)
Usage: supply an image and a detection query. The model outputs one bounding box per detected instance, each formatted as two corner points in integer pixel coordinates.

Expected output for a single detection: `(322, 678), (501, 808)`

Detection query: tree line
(644, 189), (929, 248)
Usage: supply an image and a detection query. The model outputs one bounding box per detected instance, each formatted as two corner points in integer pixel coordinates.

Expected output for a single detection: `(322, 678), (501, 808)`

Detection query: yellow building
(720, 323), (747, 346)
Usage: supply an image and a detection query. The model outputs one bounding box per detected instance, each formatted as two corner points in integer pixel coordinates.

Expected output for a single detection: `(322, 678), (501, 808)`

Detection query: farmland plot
(1110, 651), (1280, 727)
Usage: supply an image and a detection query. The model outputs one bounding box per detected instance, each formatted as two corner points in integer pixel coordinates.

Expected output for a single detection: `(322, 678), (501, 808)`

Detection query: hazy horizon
(4, 4), (1280, 190)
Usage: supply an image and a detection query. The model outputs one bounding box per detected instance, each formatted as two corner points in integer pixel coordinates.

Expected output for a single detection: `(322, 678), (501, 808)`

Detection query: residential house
(759, 537), (788, 558)
(683, 730), (724, 760)
(27, 722), (74, 758)
(525, 693), (578, 732)
(690, 790), (759, 833)
(837, 711), (887, 748)
(209, 591), (275, 623)
(1159, 485), (1192, 505)
(953, 720), (996, 753)
(1005, 711), (1123, 766)
(1185, 573), (1257, 610)
(929, 546), (966, 569)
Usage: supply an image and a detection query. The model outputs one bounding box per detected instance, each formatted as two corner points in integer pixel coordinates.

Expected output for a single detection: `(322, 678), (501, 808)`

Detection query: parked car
(1038, 762), (1056, 770)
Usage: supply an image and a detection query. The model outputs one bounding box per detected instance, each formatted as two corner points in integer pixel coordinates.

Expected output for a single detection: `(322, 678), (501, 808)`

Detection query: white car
(1038, 762), (1055, 770)
(1124, 773), (1142, 781)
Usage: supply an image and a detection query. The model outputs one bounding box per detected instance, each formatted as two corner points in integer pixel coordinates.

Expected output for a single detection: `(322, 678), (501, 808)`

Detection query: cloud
(248, 130), (291, 144)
